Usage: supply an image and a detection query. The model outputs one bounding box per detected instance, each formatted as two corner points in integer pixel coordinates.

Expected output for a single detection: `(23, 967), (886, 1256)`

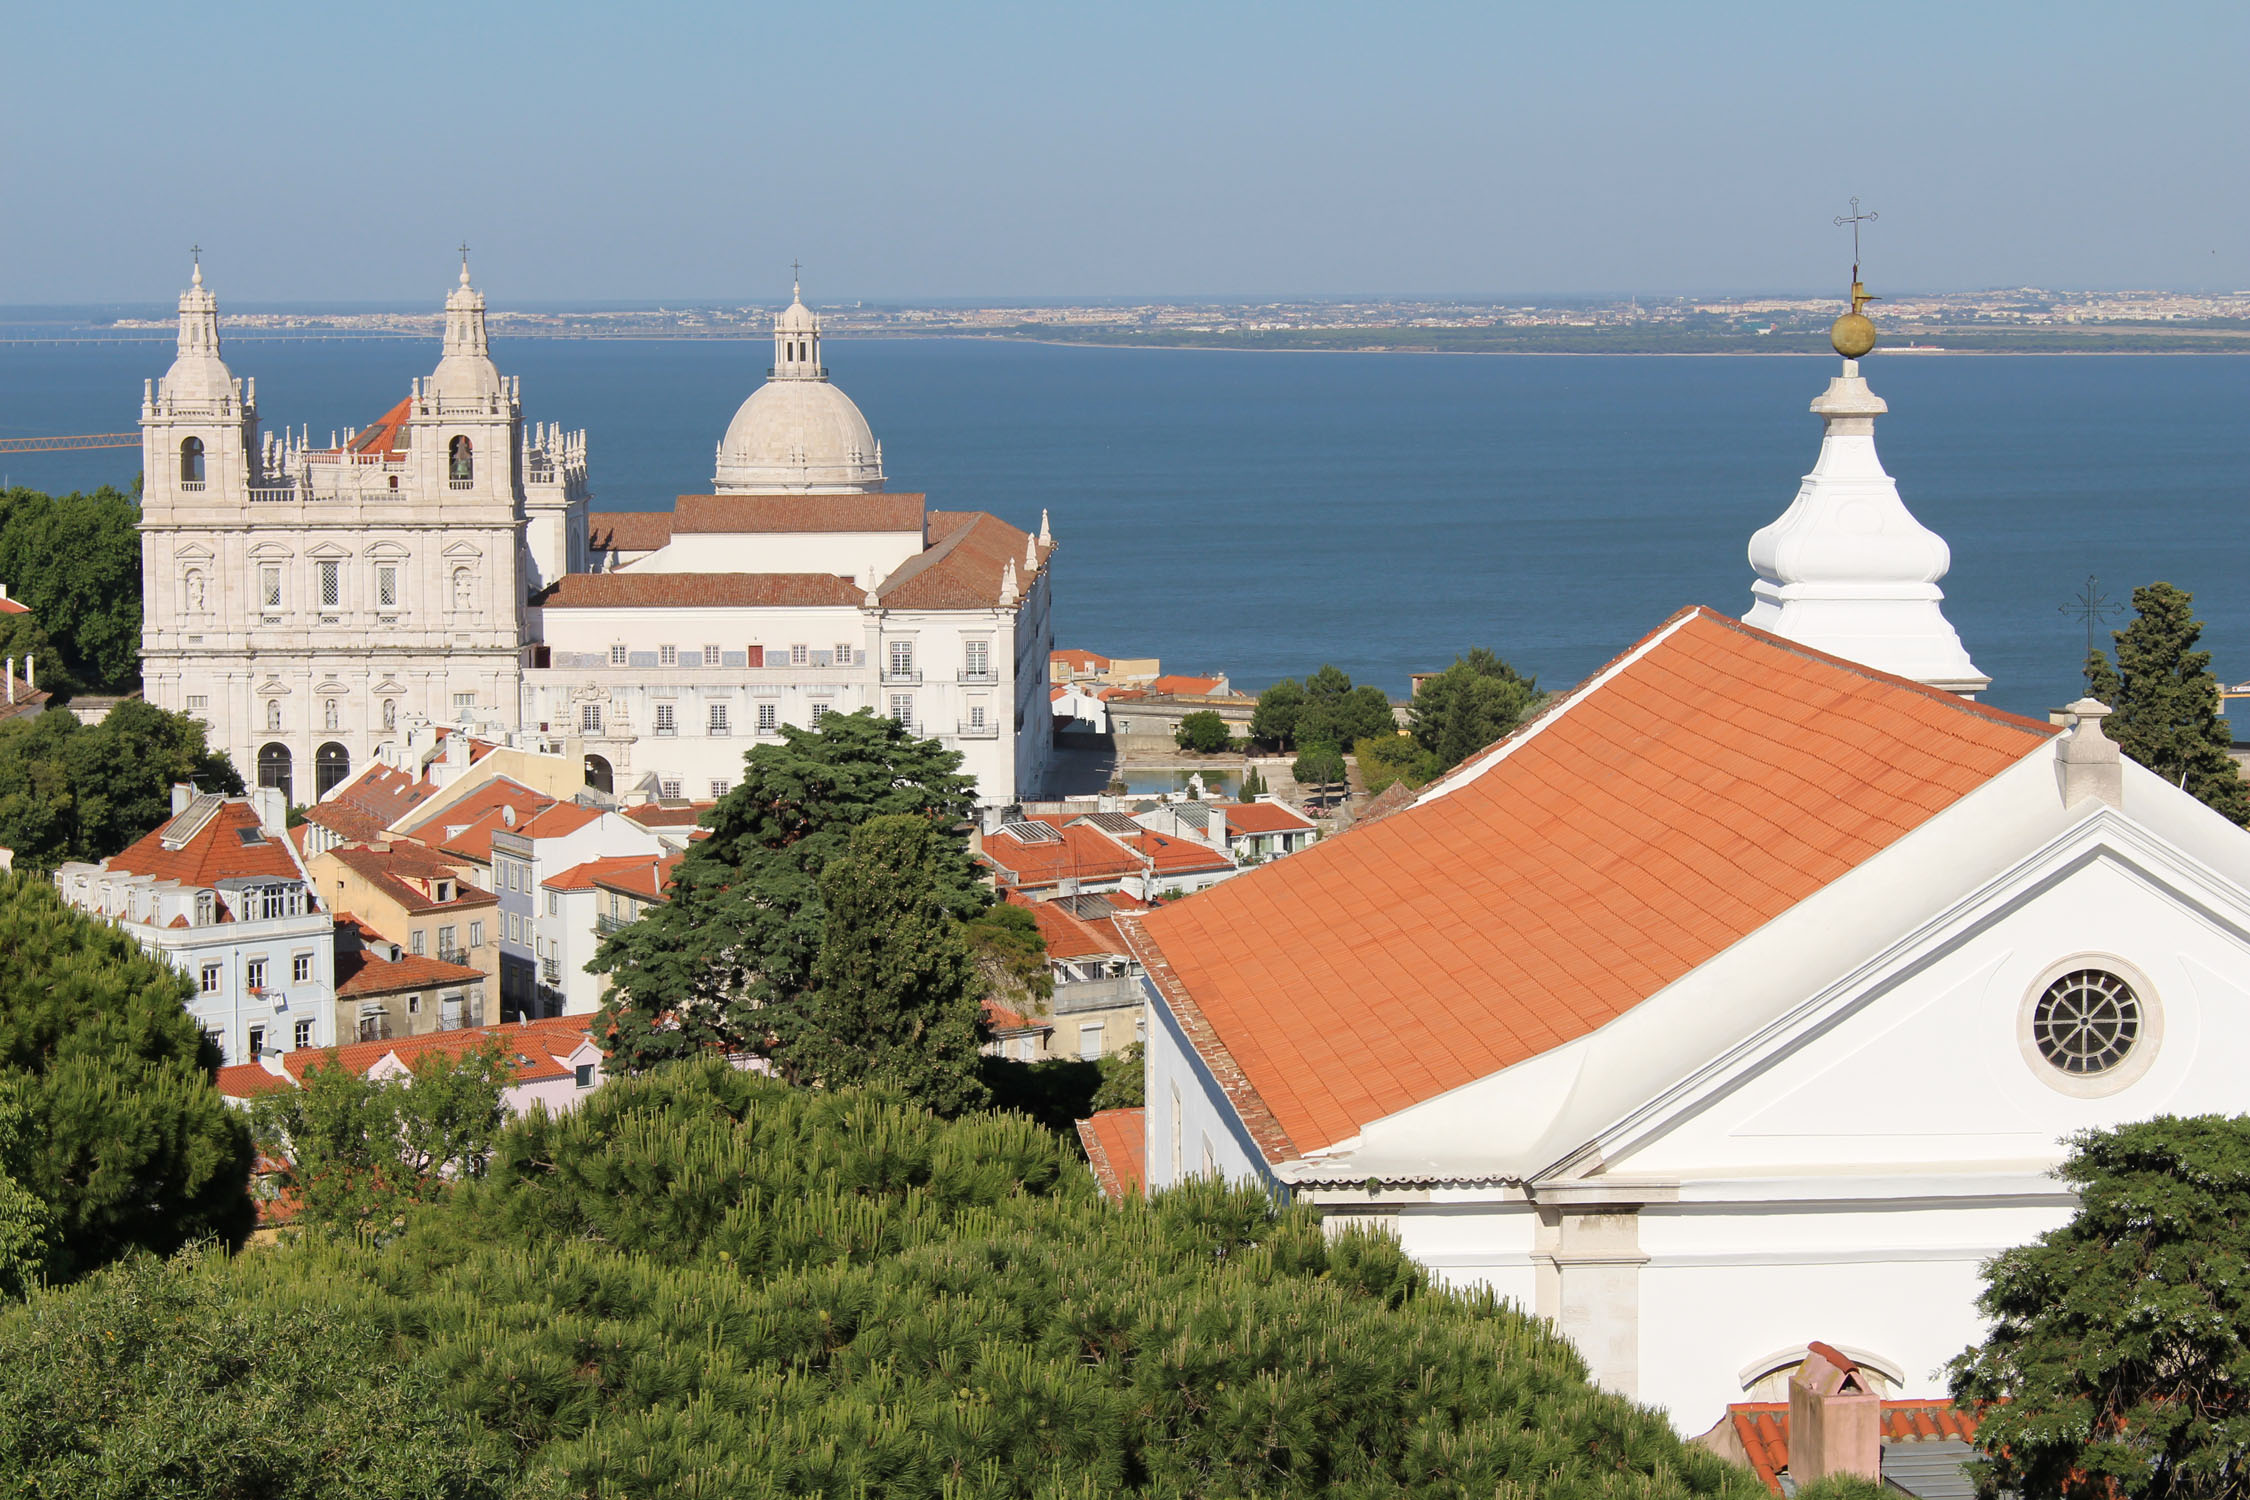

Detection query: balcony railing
(596, 912), (634, 935)
(957, 668), (998, 684)
(955, 719), (1000, 739)
(881, 668), (923, 686)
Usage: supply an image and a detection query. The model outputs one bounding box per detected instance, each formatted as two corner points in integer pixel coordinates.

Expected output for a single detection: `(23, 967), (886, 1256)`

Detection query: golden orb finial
(1831, 281), (1878, 358)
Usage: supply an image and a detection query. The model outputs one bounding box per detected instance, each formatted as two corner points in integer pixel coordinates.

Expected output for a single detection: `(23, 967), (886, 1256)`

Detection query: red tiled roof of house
(397, 779), (553, 863)
(1352, 779), (1419, 828)
(978, 823), (1144, 889)
(586, 510), (675, 553)
(215, 1063), (296, 1100)
(107, 798), (306, 888)
(539, 572), (865, 609)
(335, 946), (488, 998)
(544, 852), (666, 893)
(1123, 829), (1235, 875)
(0, 591), (27, 614)
(1021, 896), (1131, 961)
(344, 397), (413, 459)
(590, 852), (681, 903)
(0, 673), (50, 722)
(983, 997), (1044, 1034)
(308, 763), (440, 842)
(517, 801), (602, 839)
(672, 493), (927, 534)
(1150, 674), (1226, 696)
(878, 511), (1048, 610)
(619, 801), (712, 829)
(1051, 649), (1111, 674)
(1077, 1109), (1146, 1201)
(1126, 607), (2059, 1159)
(1222, 800), (1317, 834)
(323, 842), (498, 915)
(1725, 1400), (1982, 1495)
(282, 1015), (595, 1087)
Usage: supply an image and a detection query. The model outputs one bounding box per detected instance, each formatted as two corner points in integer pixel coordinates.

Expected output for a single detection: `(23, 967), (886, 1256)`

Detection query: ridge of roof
(537, 571), (867, 609)
(1133, 605), (2060, 1159)
(671, 492), (926, 534)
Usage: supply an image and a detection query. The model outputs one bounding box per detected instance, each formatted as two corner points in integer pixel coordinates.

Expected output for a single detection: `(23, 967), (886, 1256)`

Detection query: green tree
(1091, 1040), (1146, 1110)
(593, 709), (981, 1073)
(1174, 709), (1232, 753)
(0, 699), (243, 872)
(962, 899), (1053, 1009)
(1293, 741), (1347, 797)
(1239, 765), (1268, 800)
(248, 1040), (512, 1239)
(0, 1096), (54, 1298)
(1302, 683), (1398, 750)
(1950, 1115), (2250, 1500)
(1410, 647), (1540, 770)
(1251, 676), (1306, 748)
(0, 873), (253, 1279)
(773, 814), (990, 1114)
(0, 485), (144, 693)
(1355, 733), (1441, 796)
(2085, 582), (2250, 824)
(0, 610), (74, 699)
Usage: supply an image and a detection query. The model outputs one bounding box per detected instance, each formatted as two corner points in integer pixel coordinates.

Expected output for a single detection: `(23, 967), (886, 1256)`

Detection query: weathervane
(1829, 198), (1880, 357)
(2062, 575), (2126, 673)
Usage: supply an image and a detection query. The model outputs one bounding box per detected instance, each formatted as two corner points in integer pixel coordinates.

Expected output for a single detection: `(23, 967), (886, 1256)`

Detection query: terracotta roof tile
(590, 852), (682, 902)
(538, 571), (865, 610)
(334, 946), (488, 998)
(215, 1063), (296, 1099)
(545, 852), (673, 894)
(979, 824), (1144, 888)
(1725, 1400), (1983, 1495)
(672, 492), (927, 534)
(1149, 674), (1226, 696)
(1052, 649), (1111, 673)
(322, 842), (498, 915)
(1221, 801), (1317, 834)
(586, 511), (674, 552)
(619, 801), (713, 829)
(344, 397), (413, 459)
(107, 799), (306, 888)
(283, 1016), (594, 1087)
(1077, 1109), (1146, 1200)
(1130, 607), (2057, 1158)
(879, 511), (1048, 610)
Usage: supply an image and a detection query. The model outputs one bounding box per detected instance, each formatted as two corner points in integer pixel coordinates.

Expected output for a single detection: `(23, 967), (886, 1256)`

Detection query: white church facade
(137, 260), (1052, 808)
(1121, 338), (2250, 1433)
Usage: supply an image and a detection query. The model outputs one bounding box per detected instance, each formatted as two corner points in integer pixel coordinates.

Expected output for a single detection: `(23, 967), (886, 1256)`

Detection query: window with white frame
(789, 643), (809, 666)
(317, 560), (340, 609)
(454, 692), (475, 713)
(969, 704), (988, 729)
(260, 564), (282, 609)
(659, 644), (678, 666)
(410, 931), (426, 956)
(707, 702), (729, 736)
(1079, 1023), (1104, 1061)
(609, 643), (627, 667)
(469, 920), (484, 948)
(965, 639), (991, 677)
(294, 1018), (314, 1049)
(200, 962), (222, 993)
(654, 702), (675, 736)
(580, 703), (603, 733)
(702, 645), (721, 666)
(246, 957), (267, 990)
(834, 642), (854, 665)
(376, 563), (399, 609)
(547, 892), (558, 917)
(186, 695), (208, 713)
(888, 640), (914, 677)
(709, 778), (730, 798)
(889, 694), (913, 728)
(757, 701), (777, 733)
(659, 777), (681, 800)
(292, 952), (312, 983)
(810, 702), (830, 724)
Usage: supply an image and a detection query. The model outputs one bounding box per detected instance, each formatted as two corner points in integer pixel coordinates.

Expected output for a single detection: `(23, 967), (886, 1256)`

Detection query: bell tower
(140, 252), (260, 513)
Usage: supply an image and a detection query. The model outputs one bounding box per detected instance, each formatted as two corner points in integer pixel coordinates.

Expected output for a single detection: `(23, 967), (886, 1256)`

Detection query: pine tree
(593, 710), (982, 1072)
(1409, 647), (1540, 770)
(2085, 581), (2250, 824)
(775, 814), (991, 1115)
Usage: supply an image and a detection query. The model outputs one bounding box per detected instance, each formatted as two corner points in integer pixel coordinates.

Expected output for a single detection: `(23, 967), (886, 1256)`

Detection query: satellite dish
(502, 805), (517, 828)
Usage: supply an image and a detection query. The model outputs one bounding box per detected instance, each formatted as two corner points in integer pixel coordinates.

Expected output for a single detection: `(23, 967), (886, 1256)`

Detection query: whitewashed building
(1120, 349), (2250, 1435)
(139, 261), (1053, 811)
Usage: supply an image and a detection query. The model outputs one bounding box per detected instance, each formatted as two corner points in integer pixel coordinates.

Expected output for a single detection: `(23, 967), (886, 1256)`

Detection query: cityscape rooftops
(107, 796), (306, 890)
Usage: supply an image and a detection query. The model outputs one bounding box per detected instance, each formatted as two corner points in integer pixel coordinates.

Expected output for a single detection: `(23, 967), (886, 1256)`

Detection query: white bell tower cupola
(408, 248), (521, 509)
(1743, 252), (1988, 697)
(773, 273), (825, 380)
(141, 250), (260, 511)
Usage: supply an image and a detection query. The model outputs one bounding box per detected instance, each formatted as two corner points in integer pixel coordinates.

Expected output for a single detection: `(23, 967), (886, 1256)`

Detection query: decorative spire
(1025, 533), (1038, 572)
(458, 241), (473, 287)
(190, 244), (203, 287)
(1743, 212), (1986, 696)
(999, 559), (1020, 607)
(1038, 508), (1052, 547)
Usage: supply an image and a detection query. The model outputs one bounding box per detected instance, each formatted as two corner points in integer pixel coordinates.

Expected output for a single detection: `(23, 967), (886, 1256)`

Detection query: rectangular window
(547, 892), (559, 917)
(200, 962), (222, 993)
(1078, 1023), (1104, 1061)
(438, 925), (458, 960)
(469, 920), (484, 948)
(292, 952), (311, 983)
(410, 930), (426, 957)
(702, 645), (721, 667)
(969, 704), (988, 729)
(261, 565), (281, 609)
(408, 993), (422, 1015)
(707, 702), (729, 736)
(789, 643), (809, 666)
(835, 642), (855, 665)
(186, 694), (209, 712)
(810, 702), (829, 725)
(317, 560), (340, 609)
(453, 692), (475, 713)
(507, 912), (521, 943)
(377, 564), (399, 608)
(574, 1062), (596, 1089)
(888, 640), (914, 677)
(709, 778), (730, 798)
(659, 644), (678, 666)
(245, 958), (267, 990)
(965, 639), (990, 676)
(248, 1025), (266, 1057)
(889, 694), (913, 728)
(293, 1018), (314, 1049)
(580, 703), (603, 733)
(654, 702), (675, 735)
(756, 701), (777, 733)
(659, 777), (682, 800)
(608, 643), (627, 667)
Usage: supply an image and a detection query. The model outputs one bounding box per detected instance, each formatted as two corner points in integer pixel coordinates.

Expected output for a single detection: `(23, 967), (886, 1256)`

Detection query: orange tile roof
(1127, 607), (2057, 1159)
(544, 852), (669, 893)
(619, 801), (712, 829)
(879, 511), (1047, 610)
(282, 1016), (596, 1087)
(305, 763), (438, 842)
(322, 843), (498, 915)
(215, 1063), (296, 1099)
(0, 592), (27, 614)
(1077, 1108), (1146, 1201)
(1222, 801), (1317, 834)
(1051, 649), (1111, 673)
(107, 799), (306, 888)
(538, 572), (866, 609)
(0, 673), (50, 722)
(1726, 1400), (1982, 1494)
(672, 493), (927, 534)
(1123, 829), (1235, 875)
(517, 801), (602, 839)
(982, 997), (1045, 1034)
(1022, 896), (1131, 961)
(591, 852), (682, 902)
(587, 510), (675, 553)
(1149, 674), (1225, 696)
(334, 946), (488, 998)
(978, 823), (1144, 889)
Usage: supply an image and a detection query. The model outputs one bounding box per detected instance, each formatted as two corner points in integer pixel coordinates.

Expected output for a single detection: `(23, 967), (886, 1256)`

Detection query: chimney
(1787, 1343), (1882, 1487)
(2055, 698), (2124, 810)
(24, 654), (32, 691)
(171, 783), (195, 815)
(3, 659), (11, 704)
(251, 785), (287, 835)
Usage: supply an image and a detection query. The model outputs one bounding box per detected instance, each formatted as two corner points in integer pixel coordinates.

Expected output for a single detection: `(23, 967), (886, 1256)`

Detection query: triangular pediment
(441, 541), (483, 560)
(173, 542), (215, 562)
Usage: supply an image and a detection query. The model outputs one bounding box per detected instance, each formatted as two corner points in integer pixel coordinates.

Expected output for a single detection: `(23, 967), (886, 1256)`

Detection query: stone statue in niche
(185, 571), (206, 613)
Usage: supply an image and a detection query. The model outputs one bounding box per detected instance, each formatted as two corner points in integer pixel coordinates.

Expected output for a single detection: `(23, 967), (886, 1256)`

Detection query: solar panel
(999, 821), (1061, 843)
(1061, 893), (1121, 919)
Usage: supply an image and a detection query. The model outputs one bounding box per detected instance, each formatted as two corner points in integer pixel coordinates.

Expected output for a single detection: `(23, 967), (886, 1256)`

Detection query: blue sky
(6, 1), (2242, 303)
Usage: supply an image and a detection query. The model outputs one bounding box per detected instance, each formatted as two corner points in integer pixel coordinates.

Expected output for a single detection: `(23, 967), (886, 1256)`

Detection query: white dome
(713, 378), (885, 493)
(428, 349), (504, 400)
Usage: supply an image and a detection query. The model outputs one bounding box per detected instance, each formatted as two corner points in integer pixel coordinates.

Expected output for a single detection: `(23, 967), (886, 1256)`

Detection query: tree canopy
(0, 1059), (1765, 1499)
(593, 710), (984, 1075)
(0, 872), (253, 1280)
(2085, 582), (2250, 824)
(1253, 667), (1396, 751)
(0, 699), (244, 872)
(1409, 648), (1540, 770)
(1354, 733), (1440, 797)
(1950, 1115), (2250, 1500)
(0, 485), (144, 694)
(1173, 709), (1232, 753)
(1292, 741), (1347, 794)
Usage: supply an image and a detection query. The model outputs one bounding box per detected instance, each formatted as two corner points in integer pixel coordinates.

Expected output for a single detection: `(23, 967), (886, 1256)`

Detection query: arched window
(583, 754), (613, 795)
(265, 699), (283, 732)
(257, 743), (293, 804)
(179, 437), (205, 484)
(448, 435), (474, 483)
(314, 742), (351, 798)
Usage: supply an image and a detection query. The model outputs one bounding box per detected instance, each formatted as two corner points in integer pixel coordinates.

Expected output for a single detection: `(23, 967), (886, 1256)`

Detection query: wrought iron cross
(2062, 574), (2126, 668)
(458, 241), (471, 267)
(1833, 197), (1877, 267)
(190, 244), (202, 265)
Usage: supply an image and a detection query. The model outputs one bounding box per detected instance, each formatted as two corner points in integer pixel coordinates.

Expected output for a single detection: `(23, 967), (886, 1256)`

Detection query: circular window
(2032, 969), (2141, 1076)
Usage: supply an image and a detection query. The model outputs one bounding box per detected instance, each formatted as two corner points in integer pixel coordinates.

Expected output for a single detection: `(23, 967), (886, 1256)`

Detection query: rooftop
(1077, 1109), (1147, 1201)
(107, 798), (305, 890)
(671, 492), (927, 534)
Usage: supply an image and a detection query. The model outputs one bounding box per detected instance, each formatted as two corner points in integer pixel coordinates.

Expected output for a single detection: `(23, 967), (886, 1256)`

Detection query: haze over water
(5, 334), (2245, 722)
